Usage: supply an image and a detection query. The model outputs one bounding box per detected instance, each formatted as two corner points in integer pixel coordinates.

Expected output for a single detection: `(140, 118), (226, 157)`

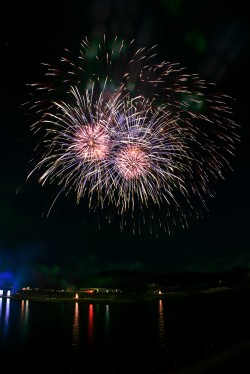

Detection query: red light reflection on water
(158, 299), (166, 346)
(88, 304), (94, 347)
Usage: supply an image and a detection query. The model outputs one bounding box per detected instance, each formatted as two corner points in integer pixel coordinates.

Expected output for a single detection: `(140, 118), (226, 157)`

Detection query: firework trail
(24, 36), (240, 234)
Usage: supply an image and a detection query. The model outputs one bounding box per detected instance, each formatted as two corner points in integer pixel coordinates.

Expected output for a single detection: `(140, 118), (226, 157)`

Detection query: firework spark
(24, 36), (240, 234)
(116, 145), (149, 180)
(27, 86), (120, 207)
(73, 124), (109, 162)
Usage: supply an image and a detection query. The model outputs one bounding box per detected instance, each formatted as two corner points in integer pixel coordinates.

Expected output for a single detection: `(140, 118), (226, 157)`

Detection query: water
(1, 289), (250, 373)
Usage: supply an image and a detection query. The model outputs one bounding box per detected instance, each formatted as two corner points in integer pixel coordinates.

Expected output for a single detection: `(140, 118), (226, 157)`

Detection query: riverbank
(10, 293), (167, 303)
(8, 286), (233, 303)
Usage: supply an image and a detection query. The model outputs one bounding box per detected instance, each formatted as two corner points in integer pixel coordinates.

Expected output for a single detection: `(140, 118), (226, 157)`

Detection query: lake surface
(1, 289), (250, 373)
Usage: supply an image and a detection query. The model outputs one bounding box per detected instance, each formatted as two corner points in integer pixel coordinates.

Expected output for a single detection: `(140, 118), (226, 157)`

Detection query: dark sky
(1, 0), (250, 288)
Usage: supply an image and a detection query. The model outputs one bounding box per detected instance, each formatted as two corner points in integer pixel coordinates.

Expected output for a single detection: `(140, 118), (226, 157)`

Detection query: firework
(27, 86), (119, 208)
(24, 36), (240, 234)
(27, 86), (192, 231)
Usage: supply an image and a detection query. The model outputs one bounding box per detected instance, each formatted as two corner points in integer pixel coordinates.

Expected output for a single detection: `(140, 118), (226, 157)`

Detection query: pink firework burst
(26, 86), (122, 208)
(103, 100), (191, 229)
(115, 145), (149, 180)
(73, 123), (110, 162)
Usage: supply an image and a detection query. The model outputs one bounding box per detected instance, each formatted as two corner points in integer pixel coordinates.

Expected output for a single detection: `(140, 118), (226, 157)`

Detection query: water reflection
(88, 304), (94, 348)
(3, 298), (10, 336)
(105, 304), (110, 339)
(20, 300), (29, 325)
(158, 299), (166, 347)
(20, 300), (29, 340)
(0, 298), (2, 317)
(72, 302), (80, 359)
(0, 298), (2, 331)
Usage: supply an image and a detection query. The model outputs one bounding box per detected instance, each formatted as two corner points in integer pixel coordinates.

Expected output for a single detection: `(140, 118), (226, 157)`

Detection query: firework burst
(27, 86), (118, 208)
(24, 36), (240, 234)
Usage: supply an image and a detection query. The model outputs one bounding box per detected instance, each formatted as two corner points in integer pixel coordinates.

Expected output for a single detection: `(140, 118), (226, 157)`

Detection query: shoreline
(8, 294), (168, 303)
(5, 286), (234, 303)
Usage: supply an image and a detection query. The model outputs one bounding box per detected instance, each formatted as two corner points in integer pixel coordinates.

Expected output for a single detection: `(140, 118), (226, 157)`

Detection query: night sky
(1, 0), (250, 288)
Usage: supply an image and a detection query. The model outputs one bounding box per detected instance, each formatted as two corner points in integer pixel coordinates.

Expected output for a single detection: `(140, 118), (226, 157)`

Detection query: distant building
(0, 287), (13, 297)
(79, 288), (121, 294)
